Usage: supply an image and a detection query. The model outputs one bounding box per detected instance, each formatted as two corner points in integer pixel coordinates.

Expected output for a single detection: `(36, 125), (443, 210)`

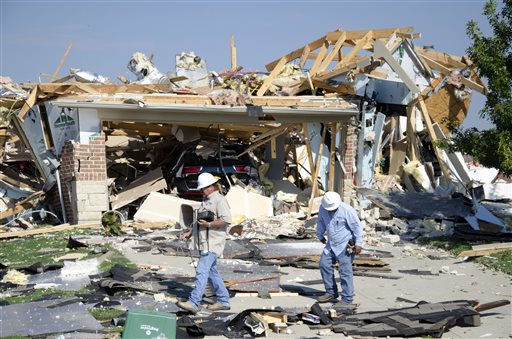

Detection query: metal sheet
(356, 188), (472, 218)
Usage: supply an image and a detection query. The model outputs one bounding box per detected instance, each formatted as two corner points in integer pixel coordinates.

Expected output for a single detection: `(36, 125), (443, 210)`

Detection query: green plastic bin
(122, 309), (176, 339)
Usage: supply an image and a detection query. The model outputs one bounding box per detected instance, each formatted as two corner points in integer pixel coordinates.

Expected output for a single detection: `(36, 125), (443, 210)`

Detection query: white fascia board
(51, 100), (359, 124)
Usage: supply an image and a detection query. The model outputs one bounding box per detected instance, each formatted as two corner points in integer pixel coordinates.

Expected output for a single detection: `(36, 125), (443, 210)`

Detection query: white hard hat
(197, 172), (219, 190)
(321, 191), (341, 211)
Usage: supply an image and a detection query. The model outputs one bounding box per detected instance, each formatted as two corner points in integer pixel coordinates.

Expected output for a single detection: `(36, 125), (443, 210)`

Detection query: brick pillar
(60, 134), (108, 224)
(341, 117), (358, 202)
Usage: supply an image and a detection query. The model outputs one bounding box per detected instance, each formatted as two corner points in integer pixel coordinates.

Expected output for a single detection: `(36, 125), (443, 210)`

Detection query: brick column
(60, 134), (108, 224)
(341, 117), (358, 202)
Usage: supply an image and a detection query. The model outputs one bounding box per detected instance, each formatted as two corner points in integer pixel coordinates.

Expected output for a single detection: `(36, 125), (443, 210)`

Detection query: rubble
(1, 25), (511, 338)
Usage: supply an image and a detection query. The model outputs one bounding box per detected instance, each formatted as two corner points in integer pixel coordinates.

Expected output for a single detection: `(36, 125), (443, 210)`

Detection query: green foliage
(449, 0), (512, 175)
(102, 212), (123, 236)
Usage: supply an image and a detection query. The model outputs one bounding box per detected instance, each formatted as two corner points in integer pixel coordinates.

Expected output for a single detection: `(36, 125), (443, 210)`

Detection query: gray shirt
(191, 191), (231, 257)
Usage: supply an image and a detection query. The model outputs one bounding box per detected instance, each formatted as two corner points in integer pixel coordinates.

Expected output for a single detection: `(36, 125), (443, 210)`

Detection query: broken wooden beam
(457, 243), (512, 258)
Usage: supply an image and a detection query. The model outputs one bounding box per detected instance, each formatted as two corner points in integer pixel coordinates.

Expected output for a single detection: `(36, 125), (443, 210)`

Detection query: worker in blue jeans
(317, 191), (363, 304)
(177, 173), (232, 314)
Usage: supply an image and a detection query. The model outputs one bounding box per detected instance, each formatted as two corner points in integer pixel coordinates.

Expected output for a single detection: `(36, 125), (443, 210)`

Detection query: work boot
(317, 293), (339, 303)
(177, 301), (200, 314)
(207, 303), (231, 311)
(333, 300), (359, 308)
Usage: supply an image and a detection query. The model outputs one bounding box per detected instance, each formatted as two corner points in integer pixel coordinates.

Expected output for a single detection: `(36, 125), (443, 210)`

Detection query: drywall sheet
(133, 192), (200, 227)
(226, 186), (273, 219)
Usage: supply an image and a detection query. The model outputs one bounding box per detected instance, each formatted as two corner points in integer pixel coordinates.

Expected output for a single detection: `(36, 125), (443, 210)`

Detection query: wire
(177, 219), (197, 268)
(1, 209), (62, 227)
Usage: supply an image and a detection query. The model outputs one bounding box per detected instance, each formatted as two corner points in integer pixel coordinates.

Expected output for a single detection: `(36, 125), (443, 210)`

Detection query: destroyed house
(1, 26), (488, 226)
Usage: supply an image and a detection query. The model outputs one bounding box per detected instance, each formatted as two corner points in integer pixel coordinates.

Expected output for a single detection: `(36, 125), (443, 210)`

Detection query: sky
(0, 0), (494, 129)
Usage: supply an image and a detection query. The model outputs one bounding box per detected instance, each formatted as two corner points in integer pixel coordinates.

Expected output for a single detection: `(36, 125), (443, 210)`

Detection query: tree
(449, 0), (512, 176)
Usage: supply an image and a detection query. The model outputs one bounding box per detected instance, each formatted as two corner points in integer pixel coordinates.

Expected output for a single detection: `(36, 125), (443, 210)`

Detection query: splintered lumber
(266, 27), (413, 72)
(0, 191), (44, 221)
(406, 104), (420, 162)
(231, 35), (237, 70)
(325, 27), (414, 41)
(457, 242), (512, 258)
(328, 124), (337, 191)
(266, 36), (327, 71)
(415, 47), (467, 69)
(257, 57), (287, 96)
(334, 30), (373, 70)
(225, 276), (280, 288)
(474, 300), (511, 312)
(127, 221), (172, 229)
(420, 55), (486, 95)
(307, 126), (327, 219)
(17, 85), (40, 121)
(416, 99), (452, 184)
(237, 126), (289, 157)
(309, 39), (330, 76)
(353, 258), (388, 266)
(318, 32), (346, 73)
(0, 222), (101, 239)
(302, 123), (316, 179)
(51, 43), (73, 81)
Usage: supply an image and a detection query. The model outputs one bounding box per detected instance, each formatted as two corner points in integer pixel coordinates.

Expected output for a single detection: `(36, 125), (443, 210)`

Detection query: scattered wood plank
(110, 167), (168, 210)
(0, 222), (100, 239)
(457, 243), (512, 258)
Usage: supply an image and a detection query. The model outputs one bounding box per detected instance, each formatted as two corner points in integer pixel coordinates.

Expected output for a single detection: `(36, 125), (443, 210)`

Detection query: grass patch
(89, 307), (126, 321)
(417, 236), (512, 275)
(0, 230), (135, 270)
(417, 236), (472, 256)
(1, 231), (136, 307)
(5, 287), (91, 305)
(0, 236), (69, 267)
(99, 245), (137, 271)
(475, 250), (512, 275)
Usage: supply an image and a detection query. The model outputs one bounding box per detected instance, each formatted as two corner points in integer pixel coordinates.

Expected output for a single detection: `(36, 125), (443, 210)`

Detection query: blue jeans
(189, 252), (230, 308)
(319, 247), (355, 304)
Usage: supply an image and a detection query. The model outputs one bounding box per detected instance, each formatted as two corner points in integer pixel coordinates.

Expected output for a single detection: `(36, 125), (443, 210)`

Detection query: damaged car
(165, 142), (259, 200)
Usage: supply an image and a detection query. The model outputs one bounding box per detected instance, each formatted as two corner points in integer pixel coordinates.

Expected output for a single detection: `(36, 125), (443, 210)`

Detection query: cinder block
(75, 182), (107, 194)
(77, 211), (102, 222)
(381, 234), (400, 244)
